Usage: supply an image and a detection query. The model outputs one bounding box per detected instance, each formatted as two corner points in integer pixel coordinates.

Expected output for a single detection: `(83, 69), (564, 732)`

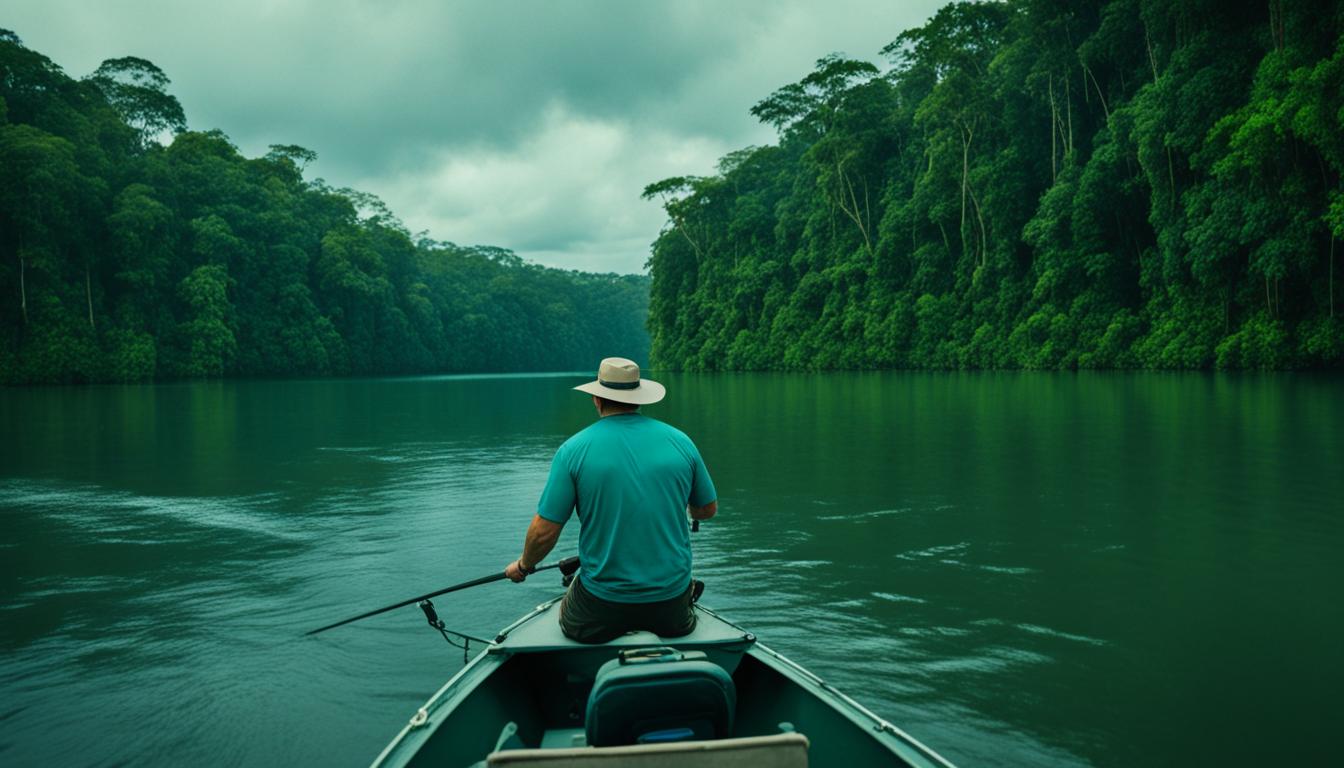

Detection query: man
(504, 357), (718, 643)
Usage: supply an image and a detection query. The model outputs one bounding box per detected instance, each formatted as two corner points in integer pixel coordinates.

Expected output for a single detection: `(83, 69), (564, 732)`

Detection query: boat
(369, 592), (957, 767)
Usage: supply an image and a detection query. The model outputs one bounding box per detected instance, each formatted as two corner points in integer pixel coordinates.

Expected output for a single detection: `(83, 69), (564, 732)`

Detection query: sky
(6, 0), (945, 274)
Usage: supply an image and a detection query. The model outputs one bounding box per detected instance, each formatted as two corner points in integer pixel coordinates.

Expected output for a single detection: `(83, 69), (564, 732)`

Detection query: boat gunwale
(743, 637), (957, 768)
(369, 647), (504, 767)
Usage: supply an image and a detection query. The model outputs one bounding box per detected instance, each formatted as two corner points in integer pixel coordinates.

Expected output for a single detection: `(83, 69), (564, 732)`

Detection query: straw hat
(573, 357), (665, 405)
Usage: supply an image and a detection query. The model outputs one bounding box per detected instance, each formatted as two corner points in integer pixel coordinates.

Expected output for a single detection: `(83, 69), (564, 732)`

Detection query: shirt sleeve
(687, 441), (717, 508)
(537, 445), (577, 524)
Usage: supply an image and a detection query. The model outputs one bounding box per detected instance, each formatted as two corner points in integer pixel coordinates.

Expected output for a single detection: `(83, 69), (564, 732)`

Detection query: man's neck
(599, 408), (639, 418)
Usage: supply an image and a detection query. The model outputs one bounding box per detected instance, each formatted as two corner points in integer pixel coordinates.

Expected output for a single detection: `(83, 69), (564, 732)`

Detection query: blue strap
(637, 727), (696, 744)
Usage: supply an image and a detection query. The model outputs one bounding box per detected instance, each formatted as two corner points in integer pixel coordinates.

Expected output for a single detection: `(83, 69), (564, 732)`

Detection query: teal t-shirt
(537, 413), (717, 603)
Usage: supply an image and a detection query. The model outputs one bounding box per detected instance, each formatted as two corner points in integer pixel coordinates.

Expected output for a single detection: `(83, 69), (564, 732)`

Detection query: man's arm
(689, 500), (718, 521)
(505, 515), (564, 582)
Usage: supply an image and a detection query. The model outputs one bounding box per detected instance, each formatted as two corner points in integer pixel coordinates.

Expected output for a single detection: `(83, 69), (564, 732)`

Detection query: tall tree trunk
(1065, 70), (1074, 157)
(1331, 236), (1335, 318)
(961, 124), (970, 257)
(1085, 65), (1111, 122)
(672, 216), (703, 262)
(1268, 1), (1285, 52)
(836, 161), (873, 257)
(1049, 77), (1070, 170)
(85, 265), (95, 331)
(968, 183), (988, 269)
(842, 172), (873, 257)
(654, 192), (705, 263)
(1144, 24), (1160, 81)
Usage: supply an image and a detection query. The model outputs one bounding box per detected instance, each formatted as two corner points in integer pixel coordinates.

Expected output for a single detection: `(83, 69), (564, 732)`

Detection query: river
(1, 372), (1340, 766)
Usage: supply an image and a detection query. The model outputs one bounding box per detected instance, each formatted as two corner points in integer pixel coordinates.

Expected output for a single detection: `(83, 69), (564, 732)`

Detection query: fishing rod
(306, 556), (581, 636)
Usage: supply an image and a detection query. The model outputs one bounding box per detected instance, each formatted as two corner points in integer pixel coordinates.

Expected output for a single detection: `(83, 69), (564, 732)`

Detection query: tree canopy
(0, 30), (649, 384)
(644, 0), (1343, 370)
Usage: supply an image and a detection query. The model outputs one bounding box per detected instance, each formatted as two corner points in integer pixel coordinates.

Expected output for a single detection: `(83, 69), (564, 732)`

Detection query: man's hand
(505, 559), (530, 582)
(506, 515), (564, 583)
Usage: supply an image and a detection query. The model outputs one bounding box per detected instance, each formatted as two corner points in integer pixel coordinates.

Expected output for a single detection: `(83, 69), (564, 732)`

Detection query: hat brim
(573, 378), (665, 405)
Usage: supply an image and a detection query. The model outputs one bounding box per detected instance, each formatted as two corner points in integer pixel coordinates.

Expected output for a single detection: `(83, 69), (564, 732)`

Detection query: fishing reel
(560, 556), (581, 588)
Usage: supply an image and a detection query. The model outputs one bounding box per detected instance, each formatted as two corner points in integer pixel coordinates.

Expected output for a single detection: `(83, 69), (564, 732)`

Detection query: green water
(1, 372), (1340, 767)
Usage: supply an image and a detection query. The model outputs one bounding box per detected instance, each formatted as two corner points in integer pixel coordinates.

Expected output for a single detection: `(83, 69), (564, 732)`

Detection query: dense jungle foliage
(645, 0), (1344, 370)
(0, 31), (649, 384)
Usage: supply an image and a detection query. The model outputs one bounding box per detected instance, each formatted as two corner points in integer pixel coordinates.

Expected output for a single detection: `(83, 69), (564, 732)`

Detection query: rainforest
(643, 0), (1343, 370)
(0, 31), (649, 384)
(4, 1), (1343, 382)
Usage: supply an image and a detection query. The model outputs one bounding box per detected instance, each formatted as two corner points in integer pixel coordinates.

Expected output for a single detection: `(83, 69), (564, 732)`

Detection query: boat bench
(494, 602), (753, 655)
(486, 733), (810, 767)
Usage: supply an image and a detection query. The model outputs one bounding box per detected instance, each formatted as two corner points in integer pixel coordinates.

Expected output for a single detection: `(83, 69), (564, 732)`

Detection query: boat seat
(492, 601), (754, 655)
(486, 733), (809, 767)
(584, 647), (735, 747)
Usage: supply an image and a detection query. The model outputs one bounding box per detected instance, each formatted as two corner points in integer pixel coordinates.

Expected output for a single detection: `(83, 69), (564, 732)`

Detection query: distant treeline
(644, 0), (1343, 370)
(0, 31), (649, 384)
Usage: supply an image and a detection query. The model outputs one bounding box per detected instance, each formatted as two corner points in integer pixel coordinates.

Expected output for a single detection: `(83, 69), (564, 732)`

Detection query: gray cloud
(7, 0), (945, 272)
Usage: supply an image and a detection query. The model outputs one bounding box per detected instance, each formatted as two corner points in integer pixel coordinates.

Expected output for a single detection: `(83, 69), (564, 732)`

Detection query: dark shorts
(558, 577), (697, 644)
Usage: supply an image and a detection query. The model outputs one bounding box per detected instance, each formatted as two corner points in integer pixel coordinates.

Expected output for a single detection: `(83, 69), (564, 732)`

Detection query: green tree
(85, 56), (186, 146)
(643, 0), (1343, 372)
(172, 264), (236, 377)
(1, 34), (651, 384)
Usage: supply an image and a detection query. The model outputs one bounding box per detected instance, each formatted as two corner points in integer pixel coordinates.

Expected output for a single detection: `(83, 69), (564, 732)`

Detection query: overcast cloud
(7, 0), (944, 273)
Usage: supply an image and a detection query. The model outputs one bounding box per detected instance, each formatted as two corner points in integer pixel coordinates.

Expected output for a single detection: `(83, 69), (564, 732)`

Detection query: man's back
(504, 357), (718, 644)
(538, 413), (716, 603)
